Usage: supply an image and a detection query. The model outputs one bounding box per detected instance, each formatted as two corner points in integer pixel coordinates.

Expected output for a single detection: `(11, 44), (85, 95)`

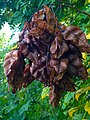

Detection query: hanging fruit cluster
(4, 5), (90, 107)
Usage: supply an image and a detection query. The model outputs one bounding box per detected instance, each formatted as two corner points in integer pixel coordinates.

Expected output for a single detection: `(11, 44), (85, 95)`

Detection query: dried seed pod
(4, 50), (25, 93)
(63, 26), (90, 52)
(49, 85), (61, 107)
(23, 64), (34, 87)
(4, 5), (90, 107)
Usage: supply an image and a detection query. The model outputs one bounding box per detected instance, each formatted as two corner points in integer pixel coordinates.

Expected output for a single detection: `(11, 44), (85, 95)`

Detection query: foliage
(0, 0), (90, 33)
(0, 0), (90, 119)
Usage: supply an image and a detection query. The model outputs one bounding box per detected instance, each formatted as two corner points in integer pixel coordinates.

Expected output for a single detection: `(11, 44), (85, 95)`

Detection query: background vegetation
(0, 0), (90, 119)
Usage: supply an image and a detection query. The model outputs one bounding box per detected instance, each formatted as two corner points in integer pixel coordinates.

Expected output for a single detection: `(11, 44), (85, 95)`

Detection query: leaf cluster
(0, 0), (90, 33)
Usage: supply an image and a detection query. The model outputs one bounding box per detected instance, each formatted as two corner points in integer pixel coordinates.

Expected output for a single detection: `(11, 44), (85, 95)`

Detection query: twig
(70, 12), (79, 24)
(57, 0), (90, 17)
(63, 4), (90, 17)
(44, 1), (90, 17)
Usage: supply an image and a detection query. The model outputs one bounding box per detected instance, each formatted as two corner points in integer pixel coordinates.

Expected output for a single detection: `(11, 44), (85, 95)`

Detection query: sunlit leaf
(87, 68), (90, 73)
(86, 33), (90, 39)
(85, 0), (90, 5)
(75, 86), (90, 101)
(41, 87), (49, 99)
(84, 101), (90, 115)
(75, 88), (84, 101)
(75, 92), (82, 101)
(82, 52), (87, 60)
(11, 44), (19, 50)
(72, 0), (78, 2)
(68, 107), (78, 117)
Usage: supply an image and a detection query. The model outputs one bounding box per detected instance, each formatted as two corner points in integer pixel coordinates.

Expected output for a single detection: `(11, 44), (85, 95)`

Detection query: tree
(0, 0), (90, 119)
(0, 0), (90, 33)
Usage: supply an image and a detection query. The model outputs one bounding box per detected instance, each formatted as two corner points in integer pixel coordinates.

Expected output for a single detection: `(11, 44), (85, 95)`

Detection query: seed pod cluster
(4, 5), (90, 106)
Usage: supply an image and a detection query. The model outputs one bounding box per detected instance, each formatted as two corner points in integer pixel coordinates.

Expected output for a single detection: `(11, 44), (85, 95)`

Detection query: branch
(63, 4), (90, 17)
(57, 0), (90, 17)
(45, 1), (90, 17)
(70, 12), (79, 24)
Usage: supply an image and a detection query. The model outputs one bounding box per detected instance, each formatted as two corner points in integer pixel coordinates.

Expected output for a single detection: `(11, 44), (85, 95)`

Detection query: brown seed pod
(4, 5), (90, 106)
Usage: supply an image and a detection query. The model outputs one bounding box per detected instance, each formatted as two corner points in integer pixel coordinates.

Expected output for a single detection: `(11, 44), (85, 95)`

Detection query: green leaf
(0, 2), (6, 9)
(64, 92), (75, 103)
(19, 101), (30, 116)
(6, 104), (17, 113)
(73, 113), (83, 120)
